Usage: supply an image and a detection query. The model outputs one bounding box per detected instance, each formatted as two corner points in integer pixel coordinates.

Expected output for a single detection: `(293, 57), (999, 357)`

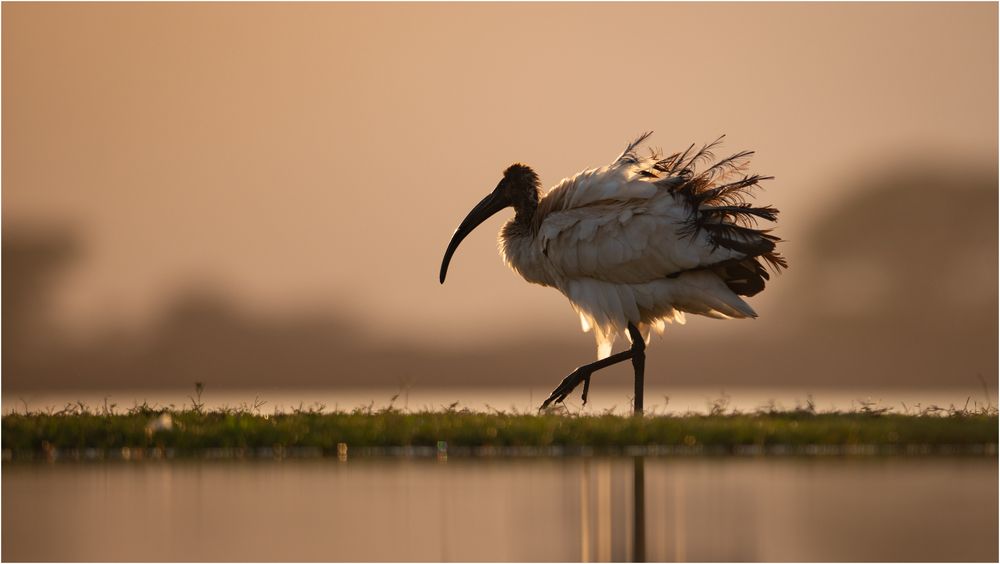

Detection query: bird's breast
(499, 221), (557, 288)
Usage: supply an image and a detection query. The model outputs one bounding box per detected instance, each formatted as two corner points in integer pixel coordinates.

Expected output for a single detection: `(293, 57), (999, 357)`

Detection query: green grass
(3, 398), (996, 459)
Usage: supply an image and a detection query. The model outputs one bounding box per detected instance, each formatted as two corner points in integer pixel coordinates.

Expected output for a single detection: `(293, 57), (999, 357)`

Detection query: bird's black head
(439, 163), (541, 284)
(500, 163), (541, 213)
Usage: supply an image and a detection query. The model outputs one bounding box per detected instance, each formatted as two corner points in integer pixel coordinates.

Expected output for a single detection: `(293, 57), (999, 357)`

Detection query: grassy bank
(3, 401), (997, 459)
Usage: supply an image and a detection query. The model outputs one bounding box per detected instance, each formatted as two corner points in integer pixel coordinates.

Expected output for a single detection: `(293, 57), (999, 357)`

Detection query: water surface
(3, 457), (996, 561)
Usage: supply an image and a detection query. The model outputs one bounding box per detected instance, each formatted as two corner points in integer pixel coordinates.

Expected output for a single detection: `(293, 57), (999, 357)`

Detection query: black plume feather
(619, 133), (787, 285)
(615, 132), (654, 165)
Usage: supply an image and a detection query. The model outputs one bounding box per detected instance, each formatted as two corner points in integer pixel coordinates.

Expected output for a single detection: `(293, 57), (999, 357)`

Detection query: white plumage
(498, 134), (778, 359)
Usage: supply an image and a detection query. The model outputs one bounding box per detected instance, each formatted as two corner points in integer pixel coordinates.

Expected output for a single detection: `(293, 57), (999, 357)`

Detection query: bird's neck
(513, 205), (535, 226)
(502, 201), (538, 244)
(512, 188), (540, 227)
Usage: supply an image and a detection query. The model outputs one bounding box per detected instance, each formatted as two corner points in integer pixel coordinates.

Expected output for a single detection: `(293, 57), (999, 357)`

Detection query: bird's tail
(627, 133), (788, 296)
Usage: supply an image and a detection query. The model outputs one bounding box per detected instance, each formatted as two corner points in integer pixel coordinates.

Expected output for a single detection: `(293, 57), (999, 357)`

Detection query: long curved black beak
(440, 189), (509, 284)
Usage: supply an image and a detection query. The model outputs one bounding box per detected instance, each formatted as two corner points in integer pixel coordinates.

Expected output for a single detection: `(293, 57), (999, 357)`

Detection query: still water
(3, 457), (996, 561)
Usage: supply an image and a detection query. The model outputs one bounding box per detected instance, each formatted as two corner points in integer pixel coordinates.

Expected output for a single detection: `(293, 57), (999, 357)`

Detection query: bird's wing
(535, 133), (785, 285)
(537, 190), (743, 284)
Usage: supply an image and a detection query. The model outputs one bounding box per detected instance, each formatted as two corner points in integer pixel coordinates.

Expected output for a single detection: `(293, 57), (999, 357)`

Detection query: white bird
(439, 133), (786, 413)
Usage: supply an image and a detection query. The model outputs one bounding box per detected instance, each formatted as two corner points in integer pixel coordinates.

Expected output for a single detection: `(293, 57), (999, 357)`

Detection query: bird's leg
(539, 350), (632, 410)
(540, 323), (647, 412)
(627, 323), (645, 415)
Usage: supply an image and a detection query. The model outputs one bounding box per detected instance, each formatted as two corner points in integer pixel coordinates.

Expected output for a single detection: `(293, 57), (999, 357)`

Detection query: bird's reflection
(633, 456), (646, 563)
(579, 456), (653, 563)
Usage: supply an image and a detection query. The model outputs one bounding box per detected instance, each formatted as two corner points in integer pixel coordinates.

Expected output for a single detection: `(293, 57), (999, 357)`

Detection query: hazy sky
(3, 2), (997, 347)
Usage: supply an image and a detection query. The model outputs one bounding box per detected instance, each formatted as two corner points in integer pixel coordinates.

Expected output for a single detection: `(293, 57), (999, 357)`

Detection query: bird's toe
(540, 368), (590, 410)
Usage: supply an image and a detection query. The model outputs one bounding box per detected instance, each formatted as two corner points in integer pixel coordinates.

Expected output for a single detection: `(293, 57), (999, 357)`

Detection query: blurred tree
(2, 225), (80, 378)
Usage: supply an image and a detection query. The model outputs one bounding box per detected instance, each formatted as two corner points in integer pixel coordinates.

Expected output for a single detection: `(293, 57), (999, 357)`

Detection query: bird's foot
(540, 367), (592, 410)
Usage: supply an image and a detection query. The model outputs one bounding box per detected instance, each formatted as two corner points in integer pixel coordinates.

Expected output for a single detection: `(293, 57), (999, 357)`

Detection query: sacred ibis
(439, 133), (786, 414)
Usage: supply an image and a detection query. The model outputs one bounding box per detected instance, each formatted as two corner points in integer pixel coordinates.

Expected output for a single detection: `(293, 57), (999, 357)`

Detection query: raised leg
(540, 323), (647, 414)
